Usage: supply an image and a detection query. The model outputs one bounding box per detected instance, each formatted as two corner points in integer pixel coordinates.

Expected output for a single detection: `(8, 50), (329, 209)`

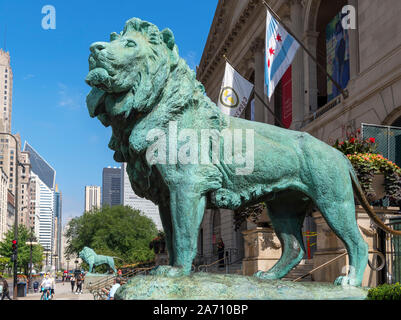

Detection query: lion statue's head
(79, 246), (95, 262)
(86, 18), (223, 202)
(86, 18), (182, 122)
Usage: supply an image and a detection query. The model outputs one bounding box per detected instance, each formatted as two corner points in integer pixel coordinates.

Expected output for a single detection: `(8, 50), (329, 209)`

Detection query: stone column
(290, 0), (305, 130)
(242, 227), (281, 276)
(303, 31), (319, 115)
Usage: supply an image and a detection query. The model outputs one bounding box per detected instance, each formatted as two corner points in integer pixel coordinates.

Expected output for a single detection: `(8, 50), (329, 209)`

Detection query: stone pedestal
(311, 206), (398, 287)
(242, 227), (281, 276)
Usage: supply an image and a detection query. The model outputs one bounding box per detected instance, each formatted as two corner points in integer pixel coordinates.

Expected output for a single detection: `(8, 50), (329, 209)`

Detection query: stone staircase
(282, 259), (314, 282)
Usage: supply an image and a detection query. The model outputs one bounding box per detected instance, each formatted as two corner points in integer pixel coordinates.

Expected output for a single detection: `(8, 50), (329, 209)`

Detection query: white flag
(265, 9), (300, 99)
(217, 62), (254, 117)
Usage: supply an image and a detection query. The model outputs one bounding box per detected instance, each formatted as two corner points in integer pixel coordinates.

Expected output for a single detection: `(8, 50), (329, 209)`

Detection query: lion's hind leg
(254, 191), (308, 280)
(316, 197), (368, 286)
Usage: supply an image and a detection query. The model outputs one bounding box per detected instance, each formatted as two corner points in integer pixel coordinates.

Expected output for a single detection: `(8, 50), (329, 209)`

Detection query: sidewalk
(17, 280), (93, 300)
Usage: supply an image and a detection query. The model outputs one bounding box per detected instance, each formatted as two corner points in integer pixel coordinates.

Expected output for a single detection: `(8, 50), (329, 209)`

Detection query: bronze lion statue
(85, 18), (400, 285)
(79, 247), (117, 274)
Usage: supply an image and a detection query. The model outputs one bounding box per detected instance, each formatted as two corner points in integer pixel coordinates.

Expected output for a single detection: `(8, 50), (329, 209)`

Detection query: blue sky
(0, 0), (218, 224)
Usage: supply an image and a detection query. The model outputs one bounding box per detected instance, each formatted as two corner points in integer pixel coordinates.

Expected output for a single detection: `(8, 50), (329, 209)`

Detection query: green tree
(65, 205), (158, 270)
(0, 225), (44, 275)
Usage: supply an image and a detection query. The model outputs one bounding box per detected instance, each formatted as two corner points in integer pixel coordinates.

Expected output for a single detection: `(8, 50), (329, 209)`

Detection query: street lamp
(25, 227), (37, 293)
(53, 254), (58, 274)
(66, 257), (70, 273)
(44, 247), (51, 271)
(74, 259), (78, 270)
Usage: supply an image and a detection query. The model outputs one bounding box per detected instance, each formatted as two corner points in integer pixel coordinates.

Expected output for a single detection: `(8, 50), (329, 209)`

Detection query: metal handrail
(292, 250), (386, 282)
(197, 257), (226, 272)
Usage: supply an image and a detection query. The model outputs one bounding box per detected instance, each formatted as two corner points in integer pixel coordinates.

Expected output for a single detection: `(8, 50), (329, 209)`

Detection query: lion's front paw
(334, 275), (360, 287)
(149, 265), (189, 277)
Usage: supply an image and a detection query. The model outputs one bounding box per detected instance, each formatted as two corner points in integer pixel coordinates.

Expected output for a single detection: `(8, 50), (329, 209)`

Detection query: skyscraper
(0, 49), (12, 133)
(84, 185), (101, 212)
(102, 167), (121, 207)
(120, 163), (162, 230)
(23, 142), (56, 264)
(0, 50), (18, 198)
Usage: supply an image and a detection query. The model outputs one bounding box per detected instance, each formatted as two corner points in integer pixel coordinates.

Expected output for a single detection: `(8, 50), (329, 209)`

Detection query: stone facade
(196, 0), (401, 282)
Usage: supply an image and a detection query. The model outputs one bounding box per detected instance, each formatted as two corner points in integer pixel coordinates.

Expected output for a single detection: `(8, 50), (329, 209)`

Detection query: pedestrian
(75, 273), (82, 294)
(1, 277), (12, 300)
(70, 275), (76, 293)
(217, 238), (225, 269)
(62, 273), (65, 285)
(101, 277), (121, 300)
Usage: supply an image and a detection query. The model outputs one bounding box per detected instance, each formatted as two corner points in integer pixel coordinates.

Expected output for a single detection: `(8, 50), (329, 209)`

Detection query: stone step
(283, 260), (314, 281)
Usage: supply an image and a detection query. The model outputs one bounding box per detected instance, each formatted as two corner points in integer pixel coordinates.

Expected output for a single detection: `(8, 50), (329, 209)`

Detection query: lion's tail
(112, 257), (123, 261)
(347, 157), (401, 236)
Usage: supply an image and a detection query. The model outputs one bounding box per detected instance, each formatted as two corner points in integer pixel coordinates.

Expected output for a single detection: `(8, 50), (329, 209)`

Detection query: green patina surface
(85, 17), (375, 288)
(114, 273), (369, 300)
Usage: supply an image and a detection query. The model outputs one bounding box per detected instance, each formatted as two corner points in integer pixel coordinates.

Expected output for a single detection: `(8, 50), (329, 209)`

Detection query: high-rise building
(120, 163), (162, 230)
(0, 49), (12, 134)
(29, 173), (40, 236)
(23, 142), (56, 265)
(84, 185), (101, 212)
(0, 50), (17, 200)
(32, 172), (54, 264)
(102, 167), (121, 207)
(18, 149), (31, 228)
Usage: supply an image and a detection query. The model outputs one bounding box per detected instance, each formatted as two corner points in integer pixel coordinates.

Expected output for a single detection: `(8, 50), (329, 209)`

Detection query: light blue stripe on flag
(264, 9), (300, 99)
(270, 36), (295, 78)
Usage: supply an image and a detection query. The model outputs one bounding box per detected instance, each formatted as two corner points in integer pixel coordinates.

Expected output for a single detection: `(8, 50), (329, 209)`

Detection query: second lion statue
(85, 18), (401, 286)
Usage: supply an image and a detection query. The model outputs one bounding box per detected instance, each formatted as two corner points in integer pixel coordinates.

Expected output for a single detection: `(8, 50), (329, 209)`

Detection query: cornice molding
(197, 0), (260, 83)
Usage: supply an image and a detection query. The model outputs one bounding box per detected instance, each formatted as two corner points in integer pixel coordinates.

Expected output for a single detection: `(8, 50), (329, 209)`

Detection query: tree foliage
(0, 225), (44, 275)
(65, 205), (158, 268)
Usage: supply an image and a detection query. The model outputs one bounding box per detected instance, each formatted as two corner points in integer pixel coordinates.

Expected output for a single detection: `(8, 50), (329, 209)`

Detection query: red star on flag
(269, 47), (275, 56)
(276, 34), (282, 42)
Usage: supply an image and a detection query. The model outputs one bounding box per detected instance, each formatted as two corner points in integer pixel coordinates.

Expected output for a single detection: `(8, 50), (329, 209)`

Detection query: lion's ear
(161, 28), (175, 50)
(110, 32), (120, 41)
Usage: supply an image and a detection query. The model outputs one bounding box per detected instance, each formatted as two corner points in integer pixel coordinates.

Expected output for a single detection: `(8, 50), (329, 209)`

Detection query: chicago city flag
(217, 62), (254, 117)
(265, 9), (300, 99)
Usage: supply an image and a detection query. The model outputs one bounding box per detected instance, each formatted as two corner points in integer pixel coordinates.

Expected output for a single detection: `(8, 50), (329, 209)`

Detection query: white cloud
(57, 82), (83, 109)
(23, 74), (35, 80)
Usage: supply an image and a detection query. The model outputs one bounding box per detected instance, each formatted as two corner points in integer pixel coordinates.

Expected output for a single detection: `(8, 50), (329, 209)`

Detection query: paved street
(11, 280), (94, 301)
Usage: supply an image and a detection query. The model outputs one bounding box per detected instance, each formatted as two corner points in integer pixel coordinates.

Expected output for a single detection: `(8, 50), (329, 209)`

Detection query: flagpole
(262, 0), (349, 100)
(223, 55), (285, 128)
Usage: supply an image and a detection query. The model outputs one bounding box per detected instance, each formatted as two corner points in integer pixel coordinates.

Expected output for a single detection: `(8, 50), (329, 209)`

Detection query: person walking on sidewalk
(75, 273), (83, 294)
(0, 277), (11, 300)
(70, 275), (75, 293)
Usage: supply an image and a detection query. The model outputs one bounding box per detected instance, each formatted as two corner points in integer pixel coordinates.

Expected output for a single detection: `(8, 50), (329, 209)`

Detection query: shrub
(367, 283), (401, 300)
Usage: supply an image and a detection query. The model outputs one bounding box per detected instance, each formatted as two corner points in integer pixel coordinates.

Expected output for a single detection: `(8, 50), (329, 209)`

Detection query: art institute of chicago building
(195, 0), (401, 286)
